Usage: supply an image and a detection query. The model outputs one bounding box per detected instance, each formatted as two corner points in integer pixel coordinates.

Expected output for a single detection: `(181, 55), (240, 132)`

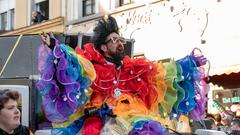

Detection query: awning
(208, 64), (240, 89)
(209, 72), (240, 89)
(209, 64), (240, 76)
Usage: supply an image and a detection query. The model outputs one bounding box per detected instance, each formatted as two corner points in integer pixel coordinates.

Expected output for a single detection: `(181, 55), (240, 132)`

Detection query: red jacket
(76, 43), (158, 109)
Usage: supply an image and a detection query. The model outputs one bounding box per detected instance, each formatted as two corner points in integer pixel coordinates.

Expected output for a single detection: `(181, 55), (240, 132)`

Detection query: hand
(193, 54), (207, 67)
(39, 33), (50, 46)
(39, 32), (55, 46)
(191, 48), (207, 67)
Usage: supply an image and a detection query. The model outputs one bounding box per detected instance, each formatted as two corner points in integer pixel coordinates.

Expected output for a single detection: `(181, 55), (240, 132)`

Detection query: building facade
(0, 0), (64, 35)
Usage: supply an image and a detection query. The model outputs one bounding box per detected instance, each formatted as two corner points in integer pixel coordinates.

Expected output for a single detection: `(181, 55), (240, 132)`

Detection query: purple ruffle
(37, 43), (91, 123)
(190, 68), (209, 120)
(129, 120), (169, 135)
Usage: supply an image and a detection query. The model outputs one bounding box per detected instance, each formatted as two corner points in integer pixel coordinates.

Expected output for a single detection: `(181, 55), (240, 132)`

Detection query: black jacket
(230, 130), (240, 135)
(0, 125), (31, 135)
(32, 12), (48, 23)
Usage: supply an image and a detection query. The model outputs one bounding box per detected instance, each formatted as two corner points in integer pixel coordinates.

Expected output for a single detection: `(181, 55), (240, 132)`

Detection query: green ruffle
(158, 60), (178, 116)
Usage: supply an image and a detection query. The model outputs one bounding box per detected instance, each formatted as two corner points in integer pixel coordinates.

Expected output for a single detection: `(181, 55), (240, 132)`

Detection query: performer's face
(102, 32), (126, 61)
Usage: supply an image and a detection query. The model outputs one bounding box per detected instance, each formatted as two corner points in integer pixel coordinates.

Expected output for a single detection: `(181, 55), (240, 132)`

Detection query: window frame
(82, 0), (96, 17)
(35, 0), (49, 19)
(0, 0), (15, 32)
(9, 9), (15, 30)
(65, 0), (100, 26)
(0, 12), (8, 31)
(119, 0), (134, 6)
(114, 0), (134, 8)
(66, 0), (80, 21)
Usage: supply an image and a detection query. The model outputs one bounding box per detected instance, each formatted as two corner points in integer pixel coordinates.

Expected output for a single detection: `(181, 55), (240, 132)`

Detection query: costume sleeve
(36, 41), (96, 123)
(176, 55), (209, 121)
(154, 53), (209, 120)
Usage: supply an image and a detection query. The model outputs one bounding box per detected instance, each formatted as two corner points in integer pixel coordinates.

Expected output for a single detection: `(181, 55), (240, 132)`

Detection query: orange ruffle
(152, 62), (167, 112)
(110, 94), (149, 116)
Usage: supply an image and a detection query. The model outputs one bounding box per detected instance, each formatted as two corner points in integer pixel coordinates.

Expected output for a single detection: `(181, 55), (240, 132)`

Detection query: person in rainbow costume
(37, 15), (210, 135)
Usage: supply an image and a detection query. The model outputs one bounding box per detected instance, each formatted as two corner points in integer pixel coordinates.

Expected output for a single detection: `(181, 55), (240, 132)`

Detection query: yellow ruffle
(52, 109), (84, 128)
(77, 55), (96, 81)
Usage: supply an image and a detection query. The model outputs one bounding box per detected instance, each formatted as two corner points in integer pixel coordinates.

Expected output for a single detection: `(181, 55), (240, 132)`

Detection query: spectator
(32, 11), (48, 24)
(0, 89), (33, 135)
(236, 109), (240, 117)
(230, 118), (240, 135)
(221, 113), (234, 134)
(205, 113), (218, 130)
(214, 113), (224, 131)
(215, 114), (223, 126)
(209, 118), (217, 130)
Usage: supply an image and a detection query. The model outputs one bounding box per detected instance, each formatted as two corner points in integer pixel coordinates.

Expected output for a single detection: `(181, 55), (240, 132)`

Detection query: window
(114, 0), (134, 8)
(66, 0), (79, 21)
(83, 0), (95, 17)
(10, 9), (15, 30)
(0, 0), (15, 31)
(0, 11), (14, 31)
(31, 0), (49, 24)
(119, 0), (133, 6)
(66, 0), (99, 22)
(35, 0), (49, 19)
(0, 12), (7, 31)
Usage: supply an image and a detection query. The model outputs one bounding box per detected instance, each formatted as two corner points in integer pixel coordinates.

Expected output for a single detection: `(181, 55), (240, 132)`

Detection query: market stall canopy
(209, 64), (240, 76)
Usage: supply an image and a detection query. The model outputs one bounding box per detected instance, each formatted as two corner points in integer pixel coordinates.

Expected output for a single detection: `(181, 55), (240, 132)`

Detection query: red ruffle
(82, 115), (103, 135)
(75, 43), (106, 64)
(76, 43), (158, 109)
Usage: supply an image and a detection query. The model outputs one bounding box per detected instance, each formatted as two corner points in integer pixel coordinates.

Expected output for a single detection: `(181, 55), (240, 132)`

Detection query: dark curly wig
(92, 15), (119, 55)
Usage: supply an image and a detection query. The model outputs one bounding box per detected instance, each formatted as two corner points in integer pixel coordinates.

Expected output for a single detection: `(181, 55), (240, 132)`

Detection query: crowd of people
(202, 113), (240, 135)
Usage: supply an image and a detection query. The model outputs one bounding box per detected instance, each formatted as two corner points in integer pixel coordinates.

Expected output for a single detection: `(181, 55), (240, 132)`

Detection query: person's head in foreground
(0, 89), (21, 134)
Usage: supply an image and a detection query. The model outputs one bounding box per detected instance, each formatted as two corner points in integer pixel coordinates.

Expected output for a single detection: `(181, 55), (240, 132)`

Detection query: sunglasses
(105, 37), (127, 44)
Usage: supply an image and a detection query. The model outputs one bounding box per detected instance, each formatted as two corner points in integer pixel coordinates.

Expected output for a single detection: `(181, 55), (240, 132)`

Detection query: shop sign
(213, 88), (240, 105)
(222, 96), (240, 104)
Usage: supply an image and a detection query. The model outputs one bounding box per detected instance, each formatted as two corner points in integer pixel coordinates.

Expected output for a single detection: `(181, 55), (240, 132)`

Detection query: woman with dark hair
(0, 89), (33, 135)
(32, 11), (48, 24)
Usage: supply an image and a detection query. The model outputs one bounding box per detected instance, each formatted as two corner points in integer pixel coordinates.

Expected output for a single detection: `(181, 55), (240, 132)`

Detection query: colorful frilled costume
(37, 43), (209, 135)
(37, 17), (209, 135)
